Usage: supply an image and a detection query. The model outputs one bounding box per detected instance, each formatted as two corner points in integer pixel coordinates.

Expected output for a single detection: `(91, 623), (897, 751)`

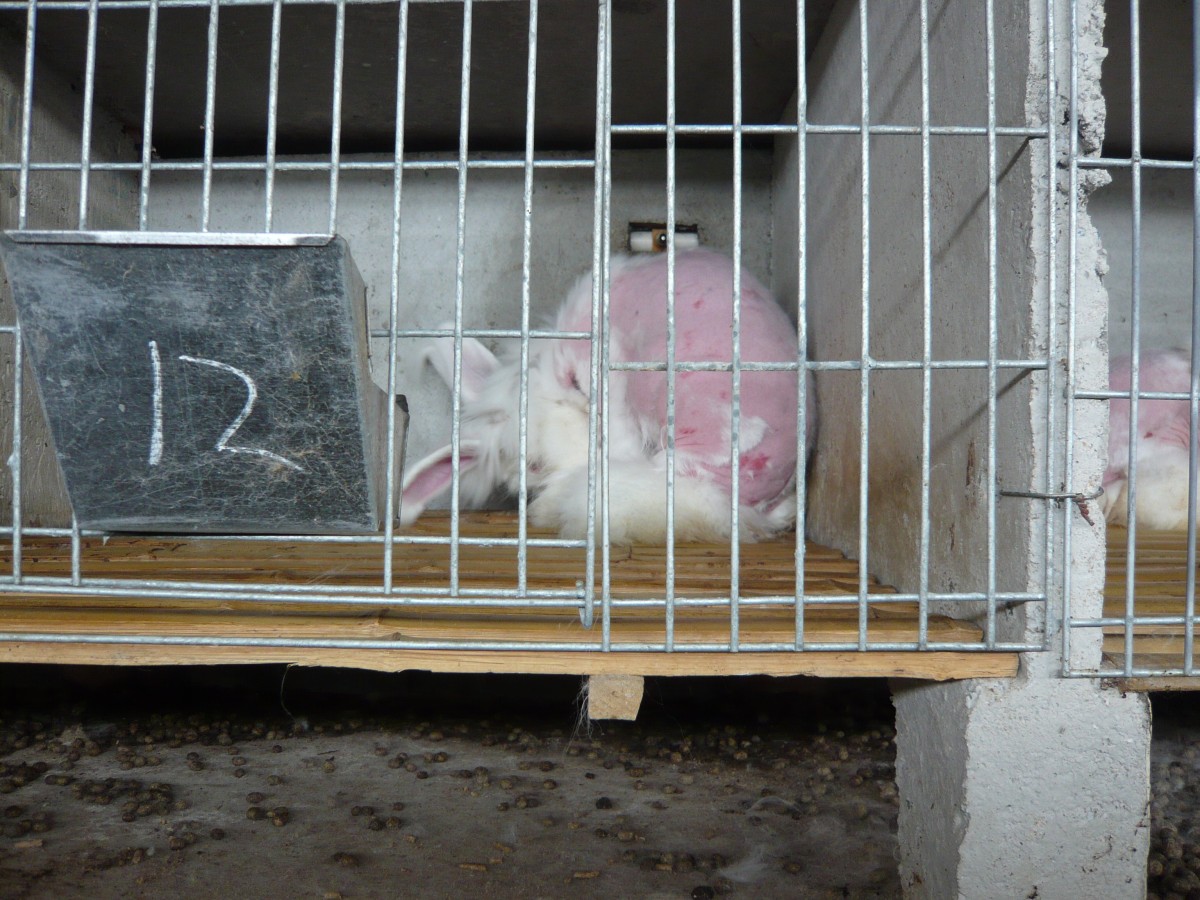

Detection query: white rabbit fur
(400, 249), (816, 543)
(1103, 348), (1198, 530)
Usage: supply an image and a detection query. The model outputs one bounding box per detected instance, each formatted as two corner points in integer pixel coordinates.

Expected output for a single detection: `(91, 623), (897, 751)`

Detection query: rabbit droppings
(1105, 347), (1200, 529)
(400, 249), (817, 543)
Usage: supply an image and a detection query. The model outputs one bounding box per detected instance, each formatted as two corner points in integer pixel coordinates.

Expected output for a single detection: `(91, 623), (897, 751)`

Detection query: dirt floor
(1147, 695), (1200, 900)
(0, 668), (901, 900)
(2, 666), (1196, 899)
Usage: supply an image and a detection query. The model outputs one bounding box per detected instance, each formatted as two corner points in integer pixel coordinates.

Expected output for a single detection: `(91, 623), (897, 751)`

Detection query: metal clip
(998, 486), (1105, 525)
(577, 580), (594, 629)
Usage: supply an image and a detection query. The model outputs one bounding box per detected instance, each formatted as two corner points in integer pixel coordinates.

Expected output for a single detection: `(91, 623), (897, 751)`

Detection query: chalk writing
(148, 340), (164, 466)
(148, 343), (306, 473)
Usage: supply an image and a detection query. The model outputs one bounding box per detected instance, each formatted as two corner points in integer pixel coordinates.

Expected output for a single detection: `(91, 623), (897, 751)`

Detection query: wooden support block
(585, 674), (645, 721)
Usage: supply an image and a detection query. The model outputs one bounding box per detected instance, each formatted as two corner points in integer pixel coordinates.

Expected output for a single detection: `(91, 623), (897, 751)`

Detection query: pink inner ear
(400, 442), (480, 519)
(459, 339), (499, 400)
(423, 330), (499, 403)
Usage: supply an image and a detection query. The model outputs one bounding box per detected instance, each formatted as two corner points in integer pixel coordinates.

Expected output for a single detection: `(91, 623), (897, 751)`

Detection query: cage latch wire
(998, 486), (1105, 525)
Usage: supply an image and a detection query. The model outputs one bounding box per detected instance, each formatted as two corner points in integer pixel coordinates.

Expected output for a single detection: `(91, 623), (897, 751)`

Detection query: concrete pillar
(778, 0), (1154, 894)
(893, 667), (1151, 898)
(887, 0), (1155, 889)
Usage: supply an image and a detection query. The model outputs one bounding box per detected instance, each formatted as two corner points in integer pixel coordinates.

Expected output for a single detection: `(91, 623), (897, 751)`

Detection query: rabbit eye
(569, 372), (583, 393)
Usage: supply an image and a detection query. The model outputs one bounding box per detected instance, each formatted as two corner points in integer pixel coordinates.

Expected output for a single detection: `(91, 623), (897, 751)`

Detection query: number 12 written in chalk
(147, 340), (305, 473)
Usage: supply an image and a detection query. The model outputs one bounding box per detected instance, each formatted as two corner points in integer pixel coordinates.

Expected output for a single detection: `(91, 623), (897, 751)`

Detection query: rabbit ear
(422, 329), (498, 403)
(398, 440), (482, 525)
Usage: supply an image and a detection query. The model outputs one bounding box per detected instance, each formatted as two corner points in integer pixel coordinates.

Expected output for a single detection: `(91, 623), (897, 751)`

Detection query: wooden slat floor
(0, 512), (1018, 679)
(1104, 526), (1200, 687)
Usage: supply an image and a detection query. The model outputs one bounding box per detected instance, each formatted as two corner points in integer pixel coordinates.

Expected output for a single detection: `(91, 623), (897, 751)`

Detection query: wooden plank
(0, 603), (983, 645)
(0, 512), (891, 598)
(1103, 634), (1197, 656)
(0, 643), (1020, 679)
(1112, 677), (1200, 692)
(1105, 525), (1200, 688)
(1099, 652), (1198, 679)
(0, 517), (1021, 679)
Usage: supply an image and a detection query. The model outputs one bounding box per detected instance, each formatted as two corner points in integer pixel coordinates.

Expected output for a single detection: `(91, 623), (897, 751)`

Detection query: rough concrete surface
(895, 672), (1152, 900)
(0, 667), (902, 900)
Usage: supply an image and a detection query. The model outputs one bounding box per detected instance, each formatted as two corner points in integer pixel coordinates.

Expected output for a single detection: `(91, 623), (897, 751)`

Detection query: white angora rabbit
(400, 249), (817, 543)
(1105, 347), (1200, 530)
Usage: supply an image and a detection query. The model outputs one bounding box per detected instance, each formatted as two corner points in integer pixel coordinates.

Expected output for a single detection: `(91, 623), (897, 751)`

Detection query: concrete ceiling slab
(1, 0), (836, 158)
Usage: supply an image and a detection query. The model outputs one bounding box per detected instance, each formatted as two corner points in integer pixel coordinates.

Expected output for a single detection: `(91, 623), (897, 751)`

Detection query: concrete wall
(778, 1), (1153, 896)
(0, 29), (140, 526)
(144, 149), (777, 487)
(776, 0), (1040, 628)
(1100, 0), (1194, 161)
(1091, 168), (1195, 357)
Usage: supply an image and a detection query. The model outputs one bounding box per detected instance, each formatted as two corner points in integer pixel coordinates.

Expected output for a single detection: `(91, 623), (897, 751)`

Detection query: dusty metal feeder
(0, 232), (404, 534)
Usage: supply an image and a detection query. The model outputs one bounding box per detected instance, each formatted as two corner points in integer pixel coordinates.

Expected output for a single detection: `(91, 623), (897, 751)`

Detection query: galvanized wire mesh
(0, 0), (1062, 656)
(1065, 0), (1200, 678)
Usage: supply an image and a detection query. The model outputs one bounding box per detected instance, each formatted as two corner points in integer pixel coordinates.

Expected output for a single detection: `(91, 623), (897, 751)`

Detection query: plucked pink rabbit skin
(1105, 347), (1200, 529)
(400, 248), (817, 542)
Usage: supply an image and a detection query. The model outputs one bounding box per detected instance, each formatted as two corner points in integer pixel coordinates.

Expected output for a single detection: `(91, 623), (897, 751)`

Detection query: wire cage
(0, 0), (1070, 677)
(1066, 0), (1200, 681)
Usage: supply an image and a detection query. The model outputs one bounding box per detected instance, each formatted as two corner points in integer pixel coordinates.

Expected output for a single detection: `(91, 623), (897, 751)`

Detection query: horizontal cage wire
(1064, 0), (1200, 680)
(0, 0), (1061, 668)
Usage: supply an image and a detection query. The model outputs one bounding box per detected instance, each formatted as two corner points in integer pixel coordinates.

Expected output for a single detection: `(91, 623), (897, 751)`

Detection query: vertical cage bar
(793, 0), (809, 649)
(447, 0), (476, 597)
(137, 0), (160, 231)
(10, 1), (33, 581)
(727, 0), (744, 651)
(9, 327), (22, 582)
(16, 0), (36, 229)
(1186, 0), (1200, 674)
(579, 0), (605, 631)
(598, 0), (614, 647)
(327, 0), (346, 233)
(984, 0), (999, 648)
(516, 0), (539, 600)
(200, 0), (220, 232)
(917, 0), (933, 649)
(1041, 0), (1059, 653)
(1062, 0), (1081, 674)
(857, 0), (872, 650)
(264, 0), (283, 231)
(1123, 0), (1144, 677)
(663, 0), (678, 650)
(382, 0), (411, 593)
(70, 515), (81, 586)
(577, 0), (603, 632)
(77, 0), (100, 229)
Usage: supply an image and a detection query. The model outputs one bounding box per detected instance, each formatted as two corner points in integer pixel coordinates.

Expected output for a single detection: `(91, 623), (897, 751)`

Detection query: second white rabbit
(1105, 347), (1200, 529)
